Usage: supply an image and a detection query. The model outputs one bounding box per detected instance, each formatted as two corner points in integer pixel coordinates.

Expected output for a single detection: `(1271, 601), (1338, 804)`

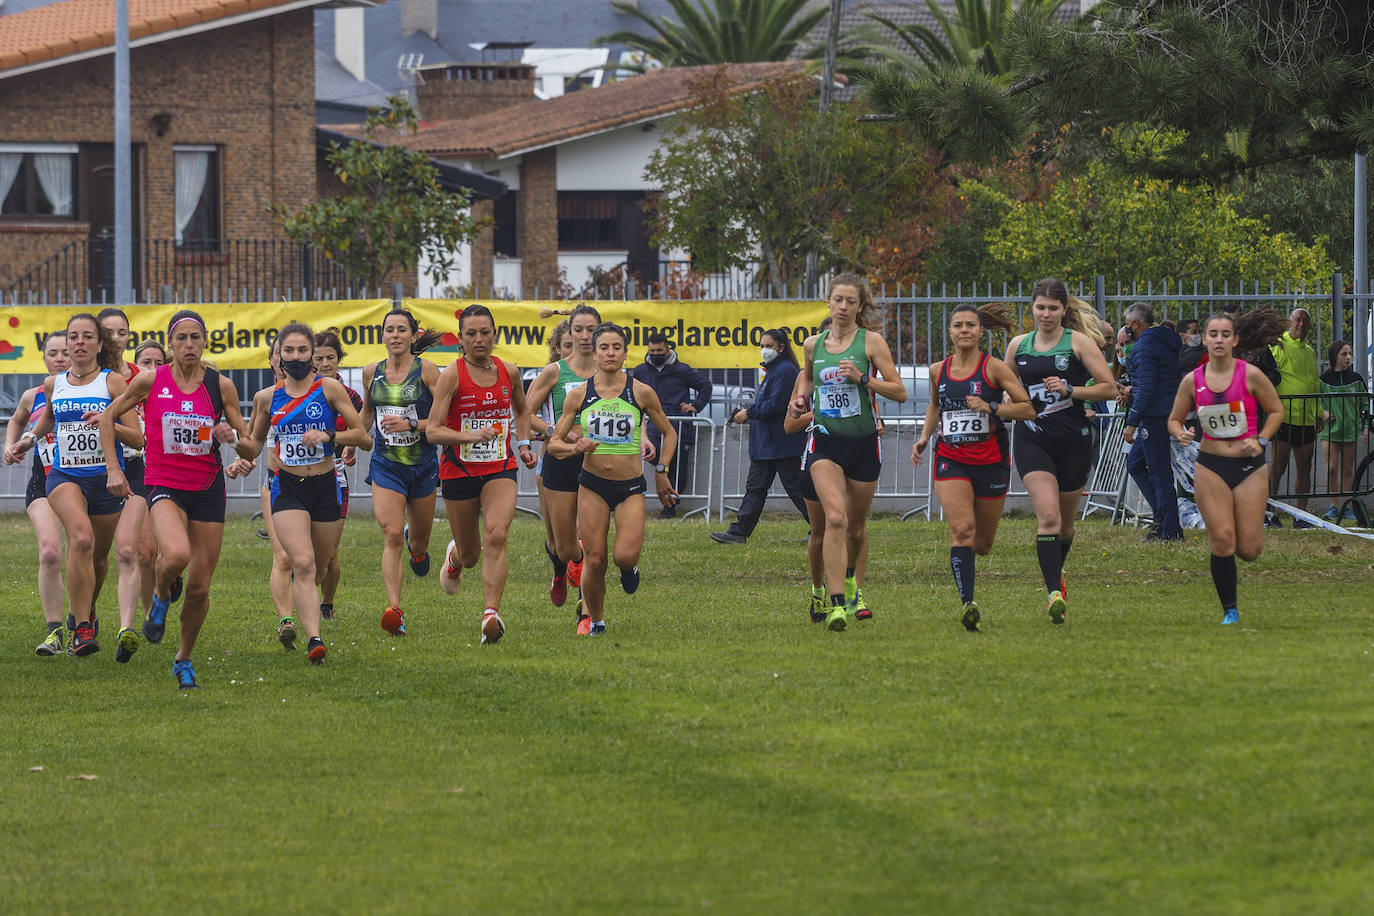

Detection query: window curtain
(0, 153), (21, 207)
(33, 154), (73, 216)
(174, 150), (209, 243)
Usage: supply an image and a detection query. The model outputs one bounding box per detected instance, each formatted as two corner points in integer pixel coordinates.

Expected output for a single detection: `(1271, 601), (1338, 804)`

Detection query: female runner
(360, 308), (443, 636)
(1168, 312), (1283, 624)
(532, 319), (573, 603)
(788, 273), (906, 631)
(1007, 278), (1116, 624)
(257, 336), (295, 631)
(130, 338), (167, 621)
(912, 303), (1035, 631)
(4, 332), (69, 654)
(102, 310), (253, 686)
(523, 304), (600, 614)
(7, 314), (143, 658)
(548, 323), (678, 635)
(312, 330), (364, 620)
(427, 305), (537, 644)
(241, 323), (369, 661)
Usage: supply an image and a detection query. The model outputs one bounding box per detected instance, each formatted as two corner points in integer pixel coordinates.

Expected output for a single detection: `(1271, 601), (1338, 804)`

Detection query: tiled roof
(391, 61), (811, 159)
(0, 0), (337, 75)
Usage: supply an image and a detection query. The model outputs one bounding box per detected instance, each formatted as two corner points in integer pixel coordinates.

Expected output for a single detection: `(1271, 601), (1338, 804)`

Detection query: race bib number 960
(279, 432), (325, 466)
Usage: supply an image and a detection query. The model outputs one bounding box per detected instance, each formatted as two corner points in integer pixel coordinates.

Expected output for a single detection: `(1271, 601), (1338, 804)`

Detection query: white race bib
(278, 431), (326, 467)
(941, 409), (989, 440)
(377, 405), (419, 447)
(1198, 400), (1247, 439)
(817, 382), (861, 419)
(162, 413), (214, 456)
(334, 456), (349, 486)
(586, 408), (634, 445)
(57, 420), (103, 468)
(459, 417), (508, 462)
(1028, 383), (1072, 417)
(35, 433), (56, 469)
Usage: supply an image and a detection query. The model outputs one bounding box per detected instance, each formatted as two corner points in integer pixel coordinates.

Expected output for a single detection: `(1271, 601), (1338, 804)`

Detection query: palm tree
(598, 0), (830, 66)
(867, 0), (1072, 77)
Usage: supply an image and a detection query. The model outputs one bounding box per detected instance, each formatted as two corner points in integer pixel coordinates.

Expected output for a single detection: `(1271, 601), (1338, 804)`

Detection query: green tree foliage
(598, 0), (828, 66)
(1228, 158), (1366, 275)
(859, 0), (1374, 179)
(942, 159), (1337, 285)
(271, 97), (482, 289)
(643, 68), (952, 294)
(864, 0), (1071, 76)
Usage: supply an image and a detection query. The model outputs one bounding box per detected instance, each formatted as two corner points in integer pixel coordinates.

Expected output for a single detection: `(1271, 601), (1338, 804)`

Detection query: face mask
(647, 352), (668, 367)
(1188, 334), (1201, 347)
(282, 358), (313, 380)
(760, 347), (778, 364)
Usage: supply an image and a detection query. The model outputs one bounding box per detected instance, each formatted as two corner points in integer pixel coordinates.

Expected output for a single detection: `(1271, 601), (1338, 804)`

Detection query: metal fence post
(1094, 274), (1106, 317)
(1333, 272), (1344, 338)
(392, 282), (404, 309)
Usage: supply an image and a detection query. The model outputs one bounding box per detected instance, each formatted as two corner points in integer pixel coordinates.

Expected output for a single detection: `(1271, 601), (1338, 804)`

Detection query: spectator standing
(633, 333), (712, 518)
(1122, 302), (1184, 541)
(709, 330), (808, 544)
(1319, 340), (1367, 522)
(1268, 307), (1322, 526)
(1177, 318), (1206, 375)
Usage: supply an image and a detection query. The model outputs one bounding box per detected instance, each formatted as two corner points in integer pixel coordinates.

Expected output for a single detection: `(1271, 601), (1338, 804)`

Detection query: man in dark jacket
(709, 331), (808, 543)
(632, 333), (713, 518)
(1123, 302), (1183, 541)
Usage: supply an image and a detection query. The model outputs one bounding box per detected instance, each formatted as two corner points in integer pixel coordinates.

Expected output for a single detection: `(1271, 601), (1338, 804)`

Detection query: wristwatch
(407, 417), (418, 432)
(655, 464), (668, 474)
(1257, 436), (1270, 449)
(858, 373), (871, 387)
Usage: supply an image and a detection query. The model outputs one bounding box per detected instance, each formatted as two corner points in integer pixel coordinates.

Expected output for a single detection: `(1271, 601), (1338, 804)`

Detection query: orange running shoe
(1060, 574), (1067, 599)
(380, 606), (406, 636)
(576, 614), (592, 636)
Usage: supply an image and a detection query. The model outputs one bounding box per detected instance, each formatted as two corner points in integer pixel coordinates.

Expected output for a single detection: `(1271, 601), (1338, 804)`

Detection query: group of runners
(4, 277), (1288, 688)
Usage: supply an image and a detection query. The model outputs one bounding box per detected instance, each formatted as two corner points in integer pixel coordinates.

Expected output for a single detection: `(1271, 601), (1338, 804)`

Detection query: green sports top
(811, 328), (876, 437)
(577, 374), (642, 456)
(369, 359), (434, 466)
(550, 358), (592, 425)
(1319, 369), (1367, 443)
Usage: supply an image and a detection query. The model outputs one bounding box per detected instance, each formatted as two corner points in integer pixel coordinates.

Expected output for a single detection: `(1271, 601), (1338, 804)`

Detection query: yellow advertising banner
(0, 299), (829, 373)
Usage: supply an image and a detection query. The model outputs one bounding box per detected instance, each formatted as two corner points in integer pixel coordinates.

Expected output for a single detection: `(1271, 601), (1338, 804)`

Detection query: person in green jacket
(1268, 308), (1322, 526)
(1319, 339), (1368, 522)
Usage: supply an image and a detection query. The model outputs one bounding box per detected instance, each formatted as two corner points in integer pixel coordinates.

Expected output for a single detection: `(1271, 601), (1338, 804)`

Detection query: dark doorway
(85, 143), (143, 297)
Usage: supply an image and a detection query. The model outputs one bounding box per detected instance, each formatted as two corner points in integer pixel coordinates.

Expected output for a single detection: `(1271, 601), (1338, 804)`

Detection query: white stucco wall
(556, 124), (666, 191)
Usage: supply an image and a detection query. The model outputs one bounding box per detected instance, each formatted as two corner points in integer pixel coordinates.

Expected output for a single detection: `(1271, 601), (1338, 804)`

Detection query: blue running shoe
(173, 658), (199, 689)
(144, 595), (169, 644)
(590, 620), (606, 636)
(404, 524), (430, 576)
(619, 565), (640, 594)
(1222, 608), (1239, 625)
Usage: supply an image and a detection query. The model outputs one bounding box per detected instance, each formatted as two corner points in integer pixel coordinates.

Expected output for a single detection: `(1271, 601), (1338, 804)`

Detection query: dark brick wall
(517, 148), (558, 293)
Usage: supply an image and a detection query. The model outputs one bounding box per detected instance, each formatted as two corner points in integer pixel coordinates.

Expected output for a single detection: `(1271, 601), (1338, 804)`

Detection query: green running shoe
(843, 576), (858, 608)
(854, 590), (872, 621)
(961, 601), (981, 632)
(35, 626), (67, 657)
(1048, 590), (1067, 625)
(115, 627), (140, 663)
(808, 591), (826, 624)
(826, 605), (847, 632)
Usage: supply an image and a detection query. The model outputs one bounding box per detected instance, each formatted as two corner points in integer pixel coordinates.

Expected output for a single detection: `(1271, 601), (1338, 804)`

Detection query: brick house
(388, 61), (808, 298)
(0, 0), (503, 303)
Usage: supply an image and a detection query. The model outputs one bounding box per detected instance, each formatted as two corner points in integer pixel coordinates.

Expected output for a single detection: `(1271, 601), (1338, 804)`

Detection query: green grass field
(2, 511), (1372, 914)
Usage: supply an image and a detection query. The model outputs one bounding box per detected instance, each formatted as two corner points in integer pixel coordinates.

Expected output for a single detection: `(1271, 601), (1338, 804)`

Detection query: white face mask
(760, 347), (778, 363)
(1188, 334), (1201, 347)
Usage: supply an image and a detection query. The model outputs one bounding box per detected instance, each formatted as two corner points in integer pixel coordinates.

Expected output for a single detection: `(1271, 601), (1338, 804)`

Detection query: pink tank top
(1193, 358), (1258, 441)
(143, 364), (222, 490)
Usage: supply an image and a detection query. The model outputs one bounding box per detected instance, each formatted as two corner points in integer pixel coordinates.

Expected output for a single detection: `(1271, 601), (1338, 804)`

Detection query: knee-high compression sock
(1210, 554), (1238, 611)
(950, 546), (975, 605)
(1059, 536), (1074, 564)
(1035, 534), (1063, 595)
(545, 542), (567, 577)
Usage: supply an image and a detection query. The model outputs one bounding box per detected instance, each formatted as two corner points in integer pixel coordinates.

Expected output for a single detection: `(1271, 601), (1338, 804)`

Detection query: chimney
(415, 63), (537, 120)
(335, 8), (366, 82)
(402, 0), (437, 40)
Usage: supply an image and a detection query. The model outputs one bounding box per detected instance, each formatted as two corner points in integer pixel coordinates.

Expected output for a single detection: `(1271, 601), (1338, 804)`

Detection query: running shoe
(576, 614), (592, 636)
(66, 611), (98, 637)
(1265, 511), (1283, 529)
(404, 524), (430, 576)
(439, 540), (461, 595)
(70, 622), (100, 657)
(590, 620), (606, 636)
(619, 565), (641, 595)
(961, 601), (981, 633)
(826, 605), (847, 632)
(144, 595), (170, 644)
(1342, 505), (1359, 523)
(1222, 608), (1239, 625)
(319, 602), (335, 621)
(481, 610), (505, 645)
(307, 636), (327, 664)
(843, 576), (858, 609)
(809, 592), (826, 624)
(173, 658), (199, 690)
(1323, 505), (1340, 522)
(278, 617), (298, 651)
(854, 590), (872, 621)
(1292, 518), (1316, 530)
(566, 543), (584, 587)
(1059, 574), (1067, 600)
(169, 574), (184, 604)
(35, 626), (67, 657)
(550, 574), (568, 607)
(115, 627), (140, 663)
(380, 606), (406, 636)
(1048, 590), (1067, 625)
